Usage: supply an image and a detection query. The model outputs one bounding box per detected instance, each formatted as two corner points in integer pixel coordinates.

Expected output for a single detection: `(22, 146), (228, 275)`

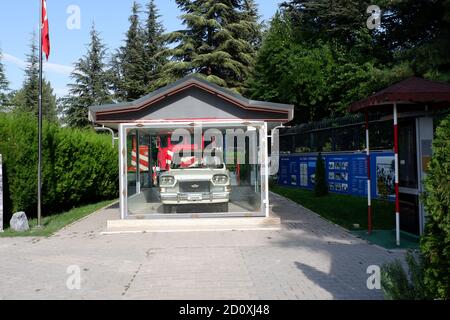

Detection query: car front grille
(179, 181), (211, 193)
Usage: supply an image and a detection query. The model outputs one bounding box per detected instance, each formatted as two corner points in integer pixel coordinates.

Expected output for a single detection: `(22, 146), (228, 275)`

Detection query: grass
(271, 186), (395, 231)
(0, 200), (117, 238)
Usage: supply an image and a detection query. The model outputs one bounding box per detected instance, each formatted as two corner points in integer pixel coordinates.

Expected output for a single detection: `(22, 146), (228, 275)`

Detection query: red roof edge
(349, 77), (450, 113)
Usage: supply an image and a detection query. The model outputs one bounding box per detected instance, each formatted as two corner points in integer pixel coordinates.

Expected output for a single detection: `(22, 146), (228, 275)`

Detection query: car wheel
(163, 204), (172, 214)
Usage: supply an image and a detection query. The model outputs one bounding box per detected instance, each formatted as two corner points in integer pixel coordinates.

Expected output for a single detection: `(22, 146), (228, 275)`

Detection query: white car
(159, 158), (231, 213)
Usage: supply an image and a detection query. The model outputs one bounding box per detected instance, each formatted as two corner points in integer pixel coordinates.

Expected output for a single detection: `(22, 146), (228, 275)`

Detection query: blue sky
(0, 0), (282, 98)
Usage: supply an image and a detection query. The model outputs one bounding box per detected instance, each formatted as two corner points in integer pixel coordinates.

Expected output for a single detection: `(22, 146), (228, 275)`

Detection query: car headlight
(212, 174), (229, 185)
(160, 176), (175, 186)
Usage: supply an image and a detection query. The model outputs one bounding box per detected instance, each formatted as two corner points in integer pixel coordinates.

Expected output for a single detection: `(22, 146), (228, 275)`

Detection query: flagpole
(38, 0), (43, 227)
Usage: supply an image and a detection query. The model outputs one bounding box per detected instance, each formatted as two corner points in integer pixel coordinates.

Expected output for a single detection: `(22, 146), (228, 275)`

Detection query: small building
(89, 76), (294, 226)
(350, 77), (450, 243)
(276, 77), (450, 245)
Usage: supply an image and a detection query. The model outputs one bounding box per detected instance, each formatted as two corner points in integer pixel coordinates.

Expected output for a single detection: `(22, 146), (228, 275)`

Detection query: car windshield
(171, 156), (224, 170)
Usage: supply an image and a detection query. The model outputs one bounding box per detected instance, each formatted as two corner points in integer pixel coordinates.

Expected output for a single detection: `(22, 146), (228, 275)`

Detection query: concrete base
(103, 217), (281, 234)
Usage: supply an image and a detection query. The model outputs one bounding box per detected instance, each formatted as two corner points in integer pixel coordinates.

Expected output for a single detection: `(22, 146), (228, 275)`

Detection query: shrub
(314, 153), (328, 197)
(381, 251), (429, 300)
(420, 114), (450, 299)
(0, 112), (118, 222)
(381, 114), (450, 300)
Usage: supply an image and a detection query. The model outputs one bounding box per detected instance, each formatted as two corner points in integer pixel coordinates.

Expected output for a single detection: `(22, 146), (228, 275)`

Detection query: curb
(49, 199), (119, 238)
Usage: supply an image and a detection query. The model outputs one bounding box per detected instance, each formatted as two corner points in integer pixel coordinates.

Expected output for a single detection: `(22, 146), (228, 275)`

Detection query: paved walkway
(0, 193), (404, 300)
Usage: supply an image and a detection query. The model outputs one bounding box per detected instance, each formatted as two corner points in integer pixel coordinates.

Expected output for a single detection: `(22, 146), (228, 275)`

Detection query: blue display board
(278, 152), (395, 199)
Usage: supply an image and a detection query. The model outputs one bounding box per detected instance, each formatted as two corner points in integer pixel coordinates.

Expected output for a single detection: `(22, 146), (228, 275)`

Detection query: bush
(0, 112), (118, 222)
(420, 114), (450, 299)
(381, 251), (429, 300)
(381, 115), (450, 300)
(314, 153), (328, 197)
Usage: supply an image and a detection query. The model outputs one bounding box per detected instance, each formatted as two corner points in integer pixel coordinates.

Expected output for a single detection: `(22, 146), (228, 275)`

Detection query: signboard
(279, 155), (317, 189)
(278, 152), (395, 199)
(0, 154), (3, 232)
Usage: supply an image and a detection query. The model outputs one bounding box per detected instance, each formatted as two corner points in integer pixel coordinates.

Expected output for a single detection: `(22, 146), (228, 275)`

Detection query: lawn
(271, 186), (395, 231)
(0, 200), (117, 238)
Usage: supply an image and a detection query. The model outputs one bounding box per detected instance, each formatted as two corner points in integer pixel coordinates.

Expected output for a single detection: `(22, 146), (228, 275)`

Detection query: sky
(0, 0), (283, 98)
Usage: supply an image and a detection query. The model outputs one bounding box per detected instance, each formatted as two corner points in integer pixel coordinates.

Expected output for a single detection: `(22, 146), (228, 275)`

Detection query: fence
(279, 114), (394, 154)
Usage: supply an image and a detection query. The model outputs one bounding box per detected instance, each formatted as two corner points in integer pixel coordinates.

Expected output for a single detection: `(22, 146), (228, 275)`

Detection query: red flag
(41, 0), (50, 60)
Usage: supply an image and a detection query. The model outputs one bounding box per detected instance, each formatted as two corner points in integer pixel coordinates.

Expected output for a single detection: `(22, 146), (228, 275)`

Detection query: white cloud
(3, 53), (26, 69)
(2, 53), (73, 76)
(44, 61), (74, 76)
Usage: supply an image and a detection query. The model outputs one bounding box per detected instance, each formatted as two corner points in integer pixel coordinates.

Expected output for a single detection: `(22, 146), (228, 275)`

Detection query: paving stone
(0, 193), (404, 300)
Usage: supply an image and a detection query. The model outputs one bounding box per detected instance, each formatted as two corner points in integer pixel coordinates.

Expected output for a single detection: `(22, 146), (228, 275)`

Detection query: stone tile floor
(0, 193), (404, 300)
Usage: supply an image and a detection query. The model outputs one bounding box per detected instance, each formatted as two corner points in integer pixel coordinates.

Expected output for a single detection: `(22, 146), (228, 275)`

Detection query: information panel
(278, 152), (395, 199)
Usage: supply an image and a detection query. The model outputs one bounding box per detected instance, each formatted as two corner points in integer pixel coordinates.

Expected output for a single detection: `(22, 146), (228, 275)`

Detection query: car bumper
(160, 192), (230, 205)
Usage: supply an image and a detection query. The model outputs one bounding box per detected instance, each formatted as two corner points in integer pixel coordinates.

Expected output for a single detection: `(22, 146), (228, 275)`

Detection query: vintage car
(159, 156), (231, 213)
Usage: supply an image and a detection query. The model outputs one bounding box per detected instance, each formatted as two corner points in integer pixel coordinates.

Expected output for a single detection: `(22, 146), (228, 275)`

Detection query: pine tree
(159, 0), (261, 92)
(22, 35), (40, 113)
(13, 33), (57, 122)
(107, 52), (126, 102)
(314, 153), (328, 197)
(114, 1), (147, 101)
(143, 0), (167, 91)
(281, 0), (372, 47)
(0, 49), (10, 110)
(63, 24), (112, 128)
(241, 0), (262, 50)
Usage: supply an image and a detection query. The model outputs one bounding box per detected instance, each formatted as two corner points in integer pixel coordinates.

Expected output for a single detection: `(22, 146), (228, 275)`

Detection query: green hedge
(421, 114), (450, 299)
(381, 114), (450, 300)
(0, 112), (118, 222)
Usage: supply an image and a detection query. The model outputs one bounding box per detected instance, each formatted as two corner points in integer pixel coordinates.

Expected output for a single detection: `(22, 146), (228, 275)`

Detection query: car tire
(163, 204), (172, 214)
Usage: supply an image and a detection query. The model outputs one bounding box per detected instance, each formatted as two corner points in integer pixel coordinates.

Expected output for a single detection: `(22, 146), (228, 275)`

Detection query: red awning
(350, 77), (450, 113)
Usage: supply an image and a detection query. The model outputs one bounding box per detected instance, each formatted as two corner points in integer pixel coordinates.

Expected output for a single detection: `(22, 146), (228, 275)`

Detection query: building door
(398, 119), (420, 235)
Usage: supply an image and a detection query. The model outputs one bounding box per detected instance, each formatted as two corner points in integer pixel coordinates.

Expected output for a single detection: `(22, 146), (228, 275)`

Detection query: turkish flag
(41, 0), (50, 60)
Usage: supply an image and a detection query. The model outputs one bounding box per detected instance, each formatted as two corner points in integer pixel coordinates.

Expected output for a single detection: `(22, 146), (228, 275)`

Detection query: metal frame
(393, 103), (401, 246)
(365, 111), (372, 235)
(415, 116), (434, 235)
(135, 130), (141, 195)
(416, 117), (425, 235)
(95, 125), (117, 147)
(118, 121), (269, 220)
(363, 103), (436, 246)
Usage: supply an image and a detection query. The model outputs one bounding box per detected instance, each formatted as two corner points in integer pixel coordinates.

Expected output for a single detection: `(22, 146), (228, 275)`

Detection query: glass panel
(399, 120), (418, 189)
(126, 130), (137, 197)
(125, 124), (264, 216)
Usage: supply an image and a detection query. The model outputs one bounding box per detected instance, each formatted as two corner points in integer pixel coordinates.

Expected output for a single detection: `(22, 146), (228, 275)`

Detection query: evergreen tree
(248, 5), (417, 123)
(0, 49), (10, 110)
(421, 115), (450, 299)
(241, 0), (262, 49)
(21, 35), (40, 113)
(63, 25), (112, 128)
(114, 1), (147, 101)
(13, 33), (57, 122)
(143, 0), (167, 91)
(281, 0), (372, 47)
(159, 0), (261, 92)
(107, 52), (126, 102)
(377, 0), (450, 81)
(314, 153), (328, 197)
